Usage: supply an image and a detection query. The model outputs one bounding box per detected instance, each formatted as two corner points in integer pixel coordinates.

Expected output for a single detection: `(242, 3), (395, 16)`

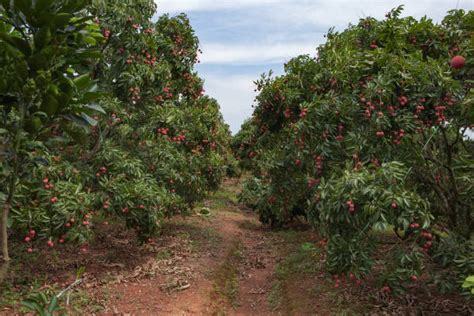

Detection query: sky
(155, 0), (474, 134)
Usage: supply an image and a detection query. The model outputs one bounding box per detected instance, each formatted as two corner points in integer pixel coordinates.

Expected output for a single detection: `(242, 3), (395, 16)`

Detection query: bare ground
(1, 178), (472, 315)
(104, 178), (280, 315)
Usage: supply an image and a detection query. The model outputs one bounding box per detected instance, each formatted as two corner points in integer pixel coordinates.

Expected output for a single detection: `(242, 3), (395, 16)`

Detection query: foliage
(21, 292), (62, 316)
(1, 0), (235, 257)
(0, 0), (104, 260)
(462, 276), (474, 295)
(236, 6), (474, 294)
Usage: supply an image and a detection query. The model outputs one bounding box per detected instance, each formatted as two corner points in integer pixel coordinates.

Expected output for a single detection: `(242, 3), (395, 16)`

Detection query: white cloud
(202, 74), (257, 133)
(199, 42), (316, 65)
(155, 0), (272, 13)
(156, 1), (474, 23)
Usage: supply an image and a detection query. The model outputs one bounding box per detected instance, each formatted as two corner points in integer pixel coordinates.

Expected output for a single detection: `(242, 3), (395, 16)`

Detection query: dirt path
(93, 178), (377, 315)
(103, 178), (279, 315)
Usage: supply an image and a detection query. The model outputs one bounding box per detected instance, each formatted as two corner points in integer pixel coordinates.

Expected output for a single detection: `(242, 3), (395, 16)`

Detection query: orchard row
(233, 7), (473, 295)
(0, 0), (236, 261)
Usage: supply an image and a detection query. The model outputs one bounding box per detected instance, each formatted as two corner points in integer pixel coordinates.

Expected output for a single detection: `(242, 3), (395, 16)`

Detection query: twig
(56, 278), (84, 306)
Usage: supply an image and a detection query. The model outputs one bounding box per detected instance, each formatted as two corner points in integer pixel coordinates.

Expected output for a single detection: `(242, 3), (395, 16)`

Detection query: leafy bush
(1, 0), (235, 257)
(0, 0), (104, 260)
(236, 6), (474, 293)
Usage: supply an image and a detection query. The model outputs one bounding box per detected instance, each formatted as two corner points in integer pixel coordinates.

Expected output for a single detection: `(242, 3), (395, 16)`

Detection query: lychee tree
(84, 0), (233, 240)
(237, 7), (473, 293)
(3, 0), (234, 254)
(0, 0), (104, 261)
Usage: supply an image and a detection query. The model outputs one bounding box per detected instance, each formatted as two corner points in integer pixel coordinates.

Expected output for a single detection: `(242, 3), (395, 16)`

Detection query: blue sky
(155, 1), (474, 134)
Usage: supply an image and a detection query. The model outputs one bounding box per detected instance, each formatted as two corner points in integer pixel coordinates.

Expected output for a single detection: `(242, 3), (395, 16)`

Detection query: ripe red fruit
(59, 238), (65, 244)
(29, 229), (36, 237)
(346, 200), (355, 213)
(382, 286), (391, 293)
(391, 202), (398, 209)
(295, 159), (302, 167)
(410, 275), (418, 282)
(376, 131), (385, 138)
(27, 248), (33, 253)
(398, 95), (409, 106)
(50, 197), (58, 204)
(122, 207), (129, 214)
(42, 178), (49, 184)
(47, 240), (54, 247)
(24, 236), (31, 242)
(65, 222), (71, 228)
(410, 222), (420, 229)
(450, 55), (465, 69)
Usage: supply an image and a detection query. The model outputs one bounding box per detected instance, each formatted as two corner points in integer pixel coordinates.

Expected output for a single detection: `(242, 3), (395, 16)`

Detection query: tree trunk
(0, 202), (10, 261)
(1, 162), (18, 262)
(1, 101), (25, 262)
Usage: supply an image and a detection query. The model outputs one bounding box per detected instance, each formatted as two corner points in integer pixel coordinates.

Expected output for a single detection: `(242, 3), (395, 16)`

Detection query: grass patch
(269, 241), (321, 312)
(0, 283), (105, 315)
(211, 189), (239, 203)
(237, 219), (260, 231)
(156, 249), (173, 260)
(268, 230), (376, 315)
(163, 221), (222, 252)
(68, 289), (106, 314)
(188, 226), (222, 252)
(211, 240), (243, 311)
(207, 187), (239, 211)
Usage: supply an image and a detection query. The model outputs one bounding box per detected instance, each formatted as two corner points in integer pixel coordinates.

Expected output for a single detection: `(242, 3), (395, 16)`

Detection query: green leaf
(0, 33), (31, 56)
(78, 91), (102, 103)
(73, 74), (92, 90)
(83, 102), (105, 114)
(47, 296), (59, 313)
(83, 36), (96, 45)
(76, 266), (86, 278)
(52, 13), (73, 29)
(75, 49), (102, 59)
(80, 112), (98, 126)
(21, 300), (43, 313)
